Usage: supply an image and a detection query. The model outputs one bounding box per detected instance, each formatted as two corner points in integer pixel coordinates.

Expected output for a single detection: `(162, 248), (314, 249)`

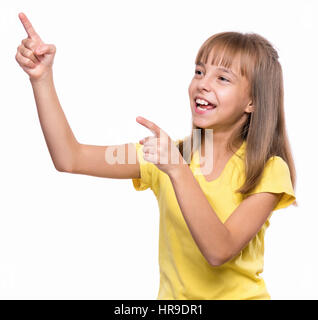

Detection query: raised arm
(15, 12), (140, 179)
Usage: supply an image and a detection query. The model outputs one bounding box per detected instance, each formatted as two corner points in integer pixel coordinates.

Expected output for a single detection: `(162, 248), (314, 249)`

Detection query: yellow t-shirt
(132, 139), (296, 300)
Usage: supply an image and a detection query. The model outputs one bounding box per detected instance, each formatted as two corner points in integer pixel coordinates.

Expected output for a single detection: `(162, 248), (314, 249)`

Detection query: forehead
(196, 61), (239, 79)
(197, 47), (245, 79)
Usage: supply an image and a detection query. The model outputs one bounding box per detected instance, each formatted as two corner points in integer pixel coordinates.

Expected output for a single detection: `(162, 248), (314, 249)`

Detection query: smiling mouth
(194, 100), (217, 112)
(196, 104), (216, 110)
(194, 97), (217, 108)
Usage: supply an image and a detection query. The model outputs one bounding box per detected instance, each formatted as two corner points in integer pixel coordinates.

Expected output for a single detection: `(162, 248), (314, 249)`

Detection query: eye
(218, 76), (230, 82)
(195, 70), (230, 82)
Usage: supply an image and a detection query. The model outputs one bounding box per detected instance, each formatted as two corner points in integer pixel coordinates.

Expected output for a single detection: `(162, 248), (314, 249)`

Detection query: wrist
(29, 69), (53, 85)
(168, 163), (189, 181)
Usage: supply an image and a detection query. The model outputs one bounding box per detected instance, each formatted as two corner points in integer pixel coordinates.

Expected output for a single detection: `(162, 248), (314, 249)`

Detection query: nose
(197, 74), (213, 92)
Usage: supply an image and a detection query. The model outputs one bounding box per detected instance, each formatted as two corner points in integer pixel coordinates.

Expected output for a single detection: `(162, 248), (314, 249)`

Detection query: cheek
(218, 91), (246, 117)
(188, 81), (195, 95)
(218, 87), (235, 101)
(219, 88), (243, 107)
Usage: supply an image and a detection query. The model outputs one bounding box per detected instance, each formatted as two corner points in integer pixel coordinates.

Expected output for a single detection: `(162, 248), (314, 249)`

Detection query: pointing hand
(136, 116), (186, 176)
(15, 12), (56, 81)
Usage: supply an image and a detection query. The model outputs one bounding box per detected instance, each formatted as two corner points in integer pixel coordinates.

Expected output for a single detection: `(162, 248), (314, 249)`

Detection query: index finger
(18, 12), (40, 40)
(136, 116), (163, 137)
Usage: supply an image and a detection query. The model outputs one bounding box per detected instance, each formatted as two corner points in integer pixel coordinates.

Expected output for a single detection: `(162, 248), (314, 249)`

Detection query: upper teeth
(195, 98), (209, 106)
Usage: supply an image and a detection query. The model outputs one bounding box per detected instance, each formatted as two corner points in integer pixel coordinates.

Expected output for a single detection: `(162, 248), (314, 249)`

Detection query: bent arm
(31, 72), (141, 179)
(168, 165), (280, 267)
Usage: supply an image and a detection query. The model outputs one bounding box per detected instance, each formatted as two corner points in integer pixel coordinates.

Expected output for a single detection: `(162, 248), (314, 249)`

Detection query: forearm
(169, 166), (232, 266)
(30, 70), (79, 172)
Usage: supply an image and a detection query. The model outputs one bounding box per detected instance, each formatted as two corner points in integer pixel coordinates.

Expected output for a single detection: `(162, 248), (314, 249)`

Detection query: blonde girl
(16, 12), (296, 300)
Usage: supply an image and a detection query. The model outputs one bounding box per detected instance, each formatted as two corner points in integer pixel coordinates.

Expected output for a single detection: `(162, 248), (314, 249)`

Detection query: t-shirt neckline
(191, 140), (246, 184)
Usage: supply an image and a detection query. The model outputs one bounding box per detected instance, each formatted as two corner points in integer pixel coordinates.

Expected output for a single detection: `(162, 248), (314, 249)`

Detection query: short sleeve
(132, 142), (155, 191)
(245, 156), (296, 211)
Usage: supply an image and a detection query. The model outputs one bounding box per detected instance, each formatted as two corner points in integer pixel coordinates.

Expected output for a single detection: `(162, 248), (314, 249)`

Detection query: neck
(199, 114), (247, 159)
(200, 128), (244, 163)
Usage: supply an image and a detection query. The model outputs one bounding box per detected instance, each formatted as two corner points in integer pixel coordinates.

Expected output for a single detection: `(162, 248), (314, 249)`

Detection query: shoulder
(255, 155), (293, 188)
(132, 142), (160, 192)
(263, 155), (291, 177)
(244, 155), (296, 211)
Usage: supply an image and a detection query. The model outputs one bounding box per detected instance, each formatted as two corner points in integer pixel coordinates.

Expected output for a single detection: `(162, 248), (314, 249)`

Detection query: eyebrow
(196, 62), (238, 79)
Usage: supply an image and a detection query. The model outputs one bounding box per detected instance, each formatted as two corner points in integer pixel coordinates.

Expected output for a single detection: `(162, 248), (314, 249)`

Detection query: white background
(0, 0), (317, 299)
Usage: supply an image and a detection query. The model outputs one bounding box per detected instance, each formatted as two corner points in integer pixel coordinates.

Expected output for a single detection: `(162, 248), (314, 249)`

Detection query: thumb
(35, 44), (56, 55)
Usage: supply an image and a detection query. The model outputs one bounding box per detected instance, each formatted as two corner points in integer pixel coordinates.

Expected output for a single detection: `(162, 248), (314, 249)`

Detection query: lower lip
(194, 104), (217, 114)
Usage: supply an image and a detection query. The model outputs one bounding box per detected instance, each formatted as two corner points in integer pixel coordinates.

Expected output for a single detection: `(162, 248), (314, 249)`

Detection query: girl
(16, 12), (296, 300)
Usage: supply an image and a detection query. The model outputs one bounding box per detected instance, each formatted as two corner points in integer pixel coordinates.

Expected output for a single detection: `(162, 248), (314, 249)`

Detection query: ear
(244, 100), (255, 113)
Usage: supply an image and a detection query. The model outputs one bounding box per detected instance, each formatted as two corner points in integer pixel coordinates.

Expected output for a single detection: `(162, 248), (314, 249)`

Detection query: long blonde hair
(178, 32), (297, 204)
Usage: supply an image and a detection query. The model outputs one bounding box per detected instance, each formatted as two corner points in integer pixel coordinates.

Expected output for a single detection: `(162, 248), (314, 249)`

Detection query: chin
(192, 119), (215, 130)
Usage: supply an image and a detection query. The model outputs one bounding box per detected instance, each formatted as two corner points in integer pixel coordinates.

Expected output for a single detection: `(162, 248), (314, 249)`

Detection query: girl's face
(188, 51), (253, 130)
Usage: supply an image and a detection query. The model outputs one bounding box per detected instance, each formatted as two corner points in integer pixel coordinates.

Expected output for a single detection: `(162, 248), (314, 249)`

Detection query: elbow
(209, 255), (232, 267)
(56, 143), (79, 173)
(208, 245), (234, 267)
(209, 254), (231, 267)
(54, 162), (73, 173)
(55, 165), (67, 173)
(209, 257), (225, 267)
